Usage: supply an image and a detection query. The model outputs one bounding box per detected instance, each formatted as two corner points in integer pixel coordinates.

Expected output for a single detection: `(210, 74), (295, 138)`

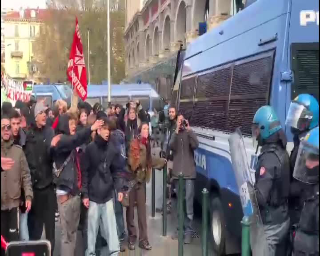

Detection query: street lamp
(107, 0), (111, 103)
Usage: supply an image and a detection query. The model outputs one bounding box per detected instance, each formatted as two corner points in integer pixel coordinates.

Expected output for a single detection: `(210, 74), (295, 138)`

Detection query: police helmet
(252, 106), (282, 142)
(293, 127), (319, 184)
(286, 94), (319, 132)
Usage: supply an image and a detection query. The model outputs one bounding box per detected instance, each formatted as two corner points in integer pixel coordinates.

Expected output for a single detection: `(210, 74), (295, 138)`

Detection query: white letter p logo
(300, 11), (319, 26)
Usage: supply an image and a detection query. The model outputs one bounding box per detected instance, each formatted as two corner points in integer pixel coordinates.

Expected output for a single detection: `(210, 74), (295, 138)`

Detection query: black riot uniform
(292, 126), (319, 256)
(293, 184), (319, 256)
(289, 132), (314, 225)
(254, 131), (291, 256)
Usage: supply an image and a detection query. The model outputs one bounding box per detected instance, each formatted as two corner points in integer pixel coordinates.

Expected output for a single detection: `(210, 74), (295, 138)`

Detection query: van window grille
(292, 44), (319, 101)
(180, 77), (196, 100)
(196, 67), (232, 98)
(179, 51), (274, 135)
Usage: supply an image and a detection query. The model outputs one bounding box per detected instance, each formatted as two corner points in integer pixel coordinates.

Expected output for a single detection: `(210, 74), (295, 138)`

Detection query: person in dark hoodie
(24, 102), (55, 253)
(9, 110), (29, 241)
(51, 111), (103, 256)
(251, 106), (290, 256)
(82, 117), (125, 255)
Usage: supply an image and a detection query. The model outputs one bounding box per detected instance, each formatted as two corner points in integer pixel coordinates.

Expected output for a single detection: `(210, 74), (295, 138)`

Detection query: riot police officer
(292, 127), (319, 256)
(252, 106), (291, 255)
(286, 94), (319, 225)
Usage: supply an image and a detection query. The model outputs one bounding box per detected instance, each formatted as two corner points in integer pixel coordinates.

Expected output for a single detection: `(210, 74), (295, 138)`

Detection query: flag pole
(107, 0), (111, 103)
(71, 70), (78, 110)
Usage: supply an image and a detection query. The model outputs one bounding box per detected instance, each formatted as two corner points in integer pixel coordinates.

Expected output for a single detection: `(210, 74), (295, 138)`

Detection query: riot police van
(173, 0), (319, 254)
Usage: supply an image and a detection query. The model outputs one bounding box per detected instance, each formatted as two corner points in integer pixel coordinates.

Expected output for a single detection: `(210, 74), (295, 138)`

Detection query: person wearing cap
(24, 102), (56, 254)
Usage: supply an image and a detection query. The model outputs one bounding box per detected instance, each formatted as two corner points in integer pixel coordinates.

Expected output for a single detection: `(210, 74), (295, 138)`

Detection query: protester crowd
(2, 92), (318, 256)
(1, 97), (200, 256)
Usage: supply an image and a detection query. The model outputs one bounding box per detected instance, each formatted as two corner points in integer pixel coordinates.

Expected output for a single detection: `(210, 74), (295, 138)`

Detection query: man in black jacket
(51, 112), (103, 256)
(82, 117), (125, 256)
(24, 102), (55, 253)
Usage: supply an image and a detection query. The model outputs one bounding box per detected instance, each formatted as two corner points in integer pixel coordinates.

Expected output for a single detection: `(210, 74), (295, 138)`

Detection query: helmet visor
(293, 140), (319, 184)
(252, 124), (260, 148)
(286, 102), (313, 131)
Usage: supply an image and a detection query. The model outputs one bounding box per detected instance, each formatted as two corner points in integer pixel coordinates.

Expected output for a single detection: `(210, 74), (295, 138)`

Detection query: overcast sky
(1, 0), (47, 10)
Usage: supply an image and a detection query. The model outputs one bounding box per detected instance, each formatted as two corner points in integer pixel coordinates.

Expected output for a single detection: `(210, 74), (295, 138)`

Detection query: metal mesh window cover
(180, 77), (196, 100)
(179, 51), (274, 134)
(196, 67), (232, 98)
(179, 101), (194, 120)
(190, 100), (228, 130)
(228, 53), (274, 135)
(231, 57), (273, 96)
(227, 98), (267, 135)
(291, 43), (319, 102)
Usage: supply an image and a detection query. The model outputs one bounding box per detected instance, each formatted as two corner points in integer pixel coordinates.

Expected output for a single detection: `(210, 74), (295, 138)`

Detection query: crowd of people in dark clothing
(2, 97), (185, 256)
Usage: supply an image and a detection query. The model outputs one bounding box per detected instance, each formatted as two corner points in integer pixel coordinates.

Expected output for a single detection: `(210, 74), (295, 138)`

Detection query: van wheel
(210, 196), (226, 255)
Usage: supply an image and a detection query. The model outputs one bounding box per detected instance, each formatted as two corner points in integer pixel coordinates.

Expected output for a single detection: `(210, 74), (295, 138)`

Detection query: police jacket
(294, 184), (319, 255)
(82, 134), (125, 204)
(289, 132), (315, 225)
(25, 125), (55, 189)
(255, 130), (290, 225)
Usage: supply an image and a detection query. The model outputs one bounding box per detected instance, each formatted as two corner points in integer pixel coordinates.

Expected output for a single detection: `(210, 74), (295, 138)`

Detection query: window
(31, 42), (35, 55)
(14, 24), (19, 37)
(15, 62), (20, 74)
(291, 43), (319, 102)
(179, 51), (275, 135)
(30, 26), (36, 38)
(15, 40), (19, 51)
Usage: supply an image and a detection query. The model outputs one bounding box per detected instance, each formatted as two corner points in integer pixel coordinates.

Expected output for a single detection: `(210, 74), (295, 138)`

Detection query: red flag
(67, 18), (87, 101)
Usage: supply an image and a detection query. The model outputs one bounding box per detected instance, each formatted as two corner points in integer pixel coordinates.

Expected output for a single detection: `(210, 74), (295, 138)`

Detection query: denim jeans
(19, 212), (29, 241)
(114, 197), (125, 241)
(174, 179), (195, 233)
(86, 199), (120, 256)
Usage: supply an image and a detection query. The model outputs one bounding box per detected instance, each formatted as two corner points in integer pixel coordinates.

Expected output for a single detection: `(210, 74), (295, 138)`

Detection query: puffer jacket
(82, 135), (126, 204)
(1, 139), (33, 210)
(24, 124), (55, 189)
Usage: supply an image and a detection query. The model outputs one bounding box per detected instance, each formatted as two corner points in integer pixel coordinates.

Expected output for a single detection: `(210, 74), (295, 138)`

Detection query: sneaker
(184, 233), (192, 244)
(120, 242), (126, 252)
(128, 242), (135, 251)
(139, 240), (152, 250)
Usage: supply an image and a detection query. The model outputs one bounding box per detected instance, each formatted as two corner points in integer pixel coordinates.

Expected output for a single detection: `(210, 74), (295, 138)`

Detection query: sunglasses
(1, 124), (12, 131)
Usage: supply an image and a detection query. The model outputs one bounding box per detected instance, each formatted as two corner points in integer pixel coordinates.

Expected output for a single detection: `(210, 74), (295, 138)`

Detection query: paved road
(53, 190), (212, 256)
(52, 147), (236, 255)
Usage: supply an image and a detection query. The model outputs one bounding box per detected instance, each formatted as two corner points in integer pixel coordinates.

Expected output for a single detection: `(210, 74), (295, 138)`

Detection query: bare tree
(34, 0), (125, 84)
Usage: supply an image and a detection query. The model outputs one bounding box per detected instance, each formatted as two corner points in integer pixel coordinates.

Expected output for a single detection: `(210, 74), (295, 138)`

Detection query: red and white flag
(67, 18), (87, 101)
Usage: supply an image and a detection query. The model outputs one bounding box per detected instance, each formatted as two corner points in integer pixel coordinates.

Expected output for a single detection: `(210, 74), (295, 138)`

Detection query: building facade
(4, 8), (46, 80)
(1, 8), (14, 64)
(124, 0), (243, 80)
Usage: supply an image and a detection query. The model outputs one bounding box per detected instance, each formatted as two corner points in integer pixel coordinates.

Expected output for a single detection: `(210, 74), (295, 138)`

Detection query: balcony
(12, 73), (27, 79)
(11, 51), (23, 58)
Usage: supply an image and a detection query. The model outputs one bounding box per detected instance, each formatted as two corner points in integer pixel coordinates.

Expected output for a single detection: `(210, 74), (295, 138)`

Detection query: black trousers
(28, 185), (56, 254)
(1, 207), (19, 256)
